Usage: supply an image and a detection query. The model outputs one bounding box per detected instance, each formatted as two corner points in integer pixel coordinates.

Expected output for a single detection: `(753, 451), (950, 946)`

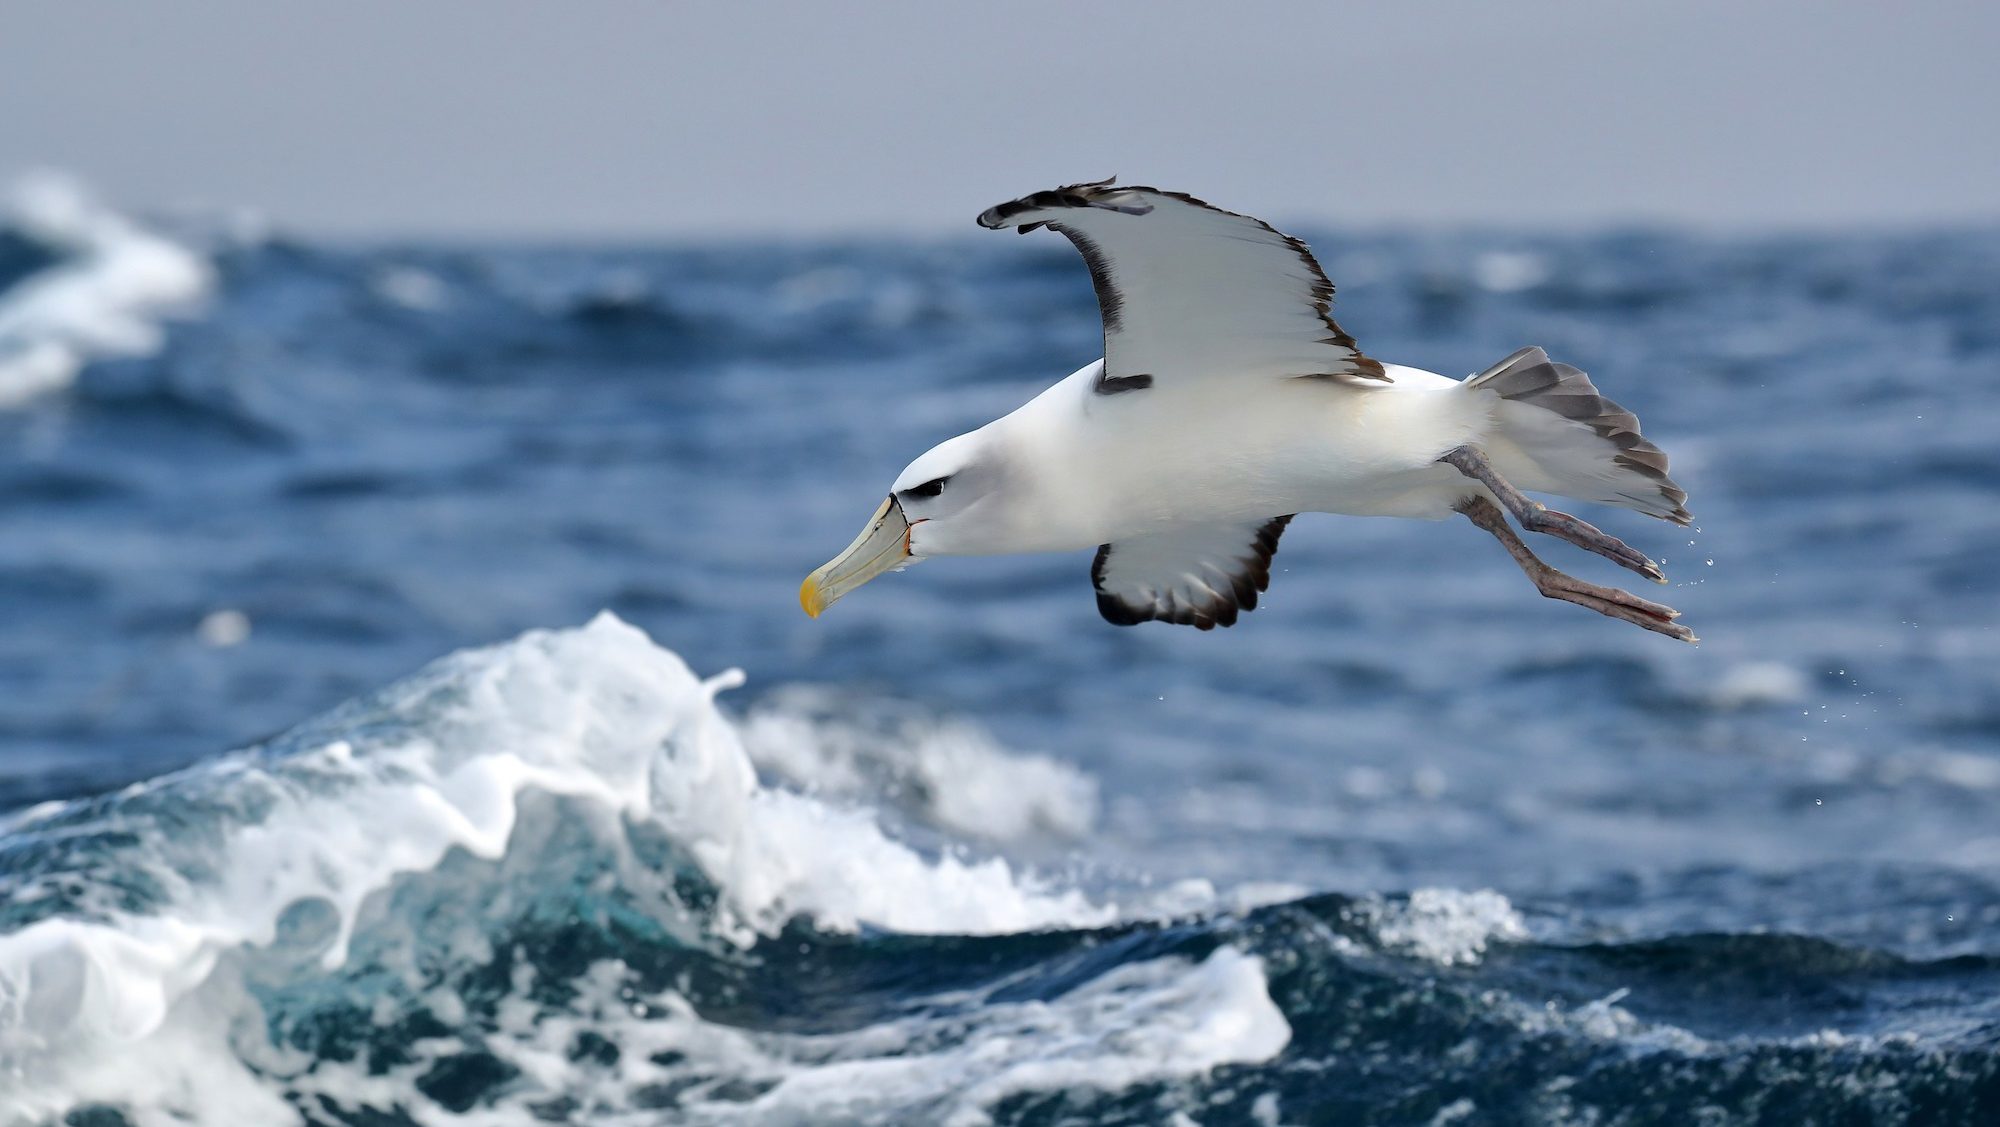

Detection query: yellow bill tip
(800, 576), (826, 618)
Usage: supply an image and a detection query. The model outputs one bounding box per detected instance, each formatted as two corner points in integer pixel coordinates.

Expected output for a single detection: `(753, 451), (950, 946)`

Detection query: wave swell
(2, 618), (1994, 1125)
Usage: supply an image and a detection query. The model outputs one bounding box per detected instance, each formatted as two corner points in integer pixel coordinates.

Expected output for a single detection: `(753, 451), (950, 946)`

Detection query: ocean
(1, 176), (1996, 1124)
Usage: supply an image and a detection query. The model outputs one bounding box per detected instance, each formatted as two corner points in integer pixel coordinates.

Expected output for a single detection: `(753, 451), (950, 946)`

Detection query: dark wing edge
(1092, 515), (1295, 630)
(978, 178), (1387, 385)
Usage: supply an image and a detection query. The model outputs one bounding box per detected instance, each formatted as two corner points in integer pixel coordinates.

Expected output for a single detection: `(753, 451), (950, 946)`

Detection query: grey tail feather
(1467, 346), (1692, 525)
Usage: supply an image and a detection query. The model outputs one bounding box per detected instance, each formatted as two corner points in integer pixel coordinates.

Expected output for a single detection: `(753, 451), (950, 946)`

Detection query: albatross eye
(903, 476), (949, 500)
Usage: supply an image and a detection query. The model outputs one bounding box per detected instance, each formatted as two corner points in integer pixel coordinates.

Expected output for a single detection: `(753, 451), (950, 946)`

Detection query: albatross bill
(801, 494), (913, 618)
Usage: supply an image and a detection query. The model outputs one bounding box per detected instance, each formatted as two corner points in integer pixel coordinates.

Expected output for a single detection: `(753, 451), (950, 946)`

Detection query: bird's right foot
(1530, 565), (1696, 643)
(1456, 494), (1697, 643)
(1519, 504), (1667, 584)
(1440, 444), (1667, 583)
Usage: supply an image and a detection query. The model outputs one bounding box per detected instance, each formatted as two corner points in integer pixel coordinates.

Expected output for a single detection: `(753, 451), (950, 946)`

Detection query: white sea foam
(739, 686), (1099, 843)
(1500, 985), (1711, 1056)
(0, 614), (1133, 1122)
(1472, 250), (1550, 293)
(371, 264), (450, 311)
(1358, 888), (1528, 966)
(1707, 661), (1811, 709)
(0, 171), (212, 408)
(271, 945), (1289, 1127)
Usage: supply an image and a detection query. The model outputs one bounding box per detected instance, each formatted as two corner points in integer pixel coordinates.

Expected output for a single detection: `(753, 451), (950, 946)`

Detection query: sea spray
(0, 172), (211, 408)
(1, 616), (1268, 1124)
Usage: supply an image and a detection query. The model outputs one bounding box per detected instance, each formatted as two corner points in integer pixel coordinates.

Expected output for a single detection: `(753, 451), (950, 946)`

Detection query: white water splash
(0, 171), (211, 409)
(301, 946), (1291, 1127)
(1359, 887), (1528, 966)
(0, 614), (1127, 1122)
(739, 685), (1099, 844)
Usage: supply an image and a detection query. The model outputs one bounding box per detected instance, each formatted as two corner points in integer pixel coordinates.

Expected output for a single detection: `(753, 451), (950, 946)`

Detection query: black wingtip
(978, 177), (1133, 230)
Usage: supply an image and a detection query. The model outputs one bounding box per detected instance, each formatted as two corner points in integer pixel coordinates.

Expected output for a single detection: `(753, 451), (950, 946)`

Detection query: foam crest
(0, 614), (1109, 1119)
(740, 686), (1099, 844)
(0, 171), (212, 408)
(1357, 888), (1528, 966)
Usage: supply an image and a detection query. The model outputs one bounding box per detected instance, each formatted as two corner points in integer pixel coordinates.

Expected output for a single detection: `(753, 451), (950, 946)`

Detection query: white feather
(979, 183), (1381, 389)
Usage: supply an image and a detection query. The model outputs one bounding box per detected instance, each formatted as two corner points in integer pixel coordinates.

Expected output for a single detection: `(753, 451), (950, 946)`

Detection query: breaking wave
(0, 172), (212, 409)
(3, 617), (1992, 1125)
(0, 617), (1265, 1124)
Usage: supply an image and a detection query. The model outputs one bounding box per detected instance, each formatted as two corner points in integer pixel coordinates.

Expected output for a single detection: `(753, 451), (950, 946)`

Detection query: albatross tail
(1465, 347), (1691, 525)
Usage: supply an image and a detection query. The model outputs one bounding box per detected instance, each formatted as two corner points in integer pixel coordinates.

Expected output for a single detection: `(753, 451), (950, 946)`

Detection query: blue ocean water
(1, 180), (1997, 1123)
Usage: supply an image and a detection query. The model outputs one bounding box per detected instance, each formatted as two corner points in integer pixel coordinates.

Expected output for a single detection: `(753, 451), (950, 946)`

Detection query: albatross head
(801, 427), (1025, 617)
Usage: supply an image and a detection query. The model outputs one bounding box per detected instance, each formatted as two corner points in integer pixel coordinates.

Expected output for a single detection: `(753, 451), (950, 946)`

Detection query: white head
(798, 426), (1008, 617)
(801, 361), (1118, 617)
(890, 429), (1017, 555)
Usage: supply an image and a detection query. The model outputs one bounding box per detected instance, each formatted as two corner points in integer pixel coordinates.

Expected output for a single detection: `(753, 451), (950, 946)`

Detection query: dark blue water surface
(1, 189), (1997, 1124)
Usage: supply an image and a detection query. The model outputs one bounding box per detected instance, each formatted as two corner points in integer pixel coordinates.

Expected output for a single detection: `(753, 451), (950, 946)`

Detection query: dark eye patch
(903, 476), (949, 499)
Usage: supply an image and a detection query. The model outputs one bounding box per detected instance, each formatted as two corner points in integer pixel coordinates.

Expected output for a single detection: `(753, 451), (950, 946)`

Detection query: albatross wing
(978, 179), (1386, 394)
(1092, 516), (1294, 630)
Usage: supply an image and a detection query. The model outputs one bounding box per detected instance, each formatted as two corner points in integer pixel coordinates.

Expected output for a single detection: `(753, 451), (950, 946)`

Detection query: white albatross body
(803, 179), (1695, 639)
(942, 358), (1493, 554)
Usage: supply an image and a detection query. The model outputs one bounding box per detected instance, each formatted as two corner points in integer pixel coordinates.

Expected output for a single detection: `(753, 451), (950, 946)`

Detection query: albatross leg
(1440, 445), (1666, 584)
(1456, 495), (1697, 643)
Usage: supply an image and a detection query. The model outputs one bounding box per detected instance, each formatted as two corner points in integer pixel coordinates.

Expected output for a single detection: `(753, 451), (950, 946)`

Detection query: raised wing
(979, 179), (1385, 395)
(1092, 516), (1294, 630)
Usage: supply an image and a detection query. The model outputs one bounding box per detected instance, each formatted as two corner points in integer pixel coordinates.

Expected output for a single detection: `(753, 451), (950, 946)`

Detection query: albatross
(801, 179), (1696, 642)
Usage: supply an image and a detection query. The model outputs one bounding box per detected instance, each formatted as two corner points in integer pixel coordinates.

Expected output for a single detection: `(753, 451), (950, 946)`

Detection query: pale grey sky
(2, 1), (1994, 238)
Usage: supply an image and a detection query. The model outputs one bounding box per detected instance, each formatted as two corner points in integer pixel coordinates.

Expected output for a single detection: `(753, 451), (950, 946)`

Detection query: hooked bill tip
(800, 576), (825, 619)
